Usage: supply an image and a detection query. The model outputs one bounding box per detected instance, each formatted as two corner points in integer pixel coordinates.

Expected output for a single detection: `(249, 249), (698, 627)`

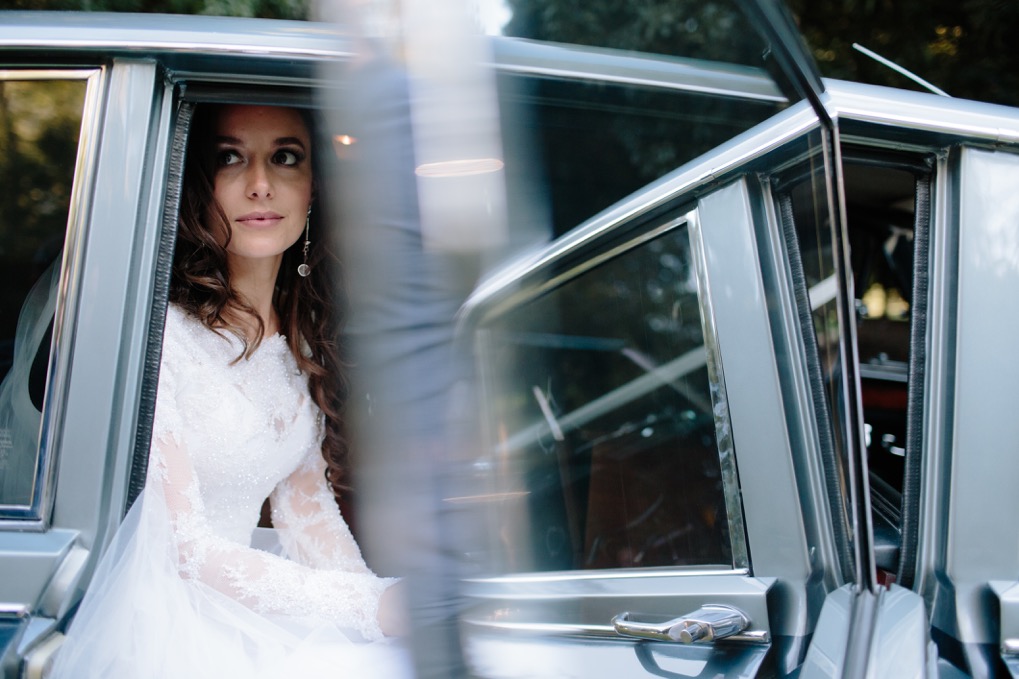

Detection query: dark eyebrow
(213, 136), (306, 148)
(274, 136), (306, 149)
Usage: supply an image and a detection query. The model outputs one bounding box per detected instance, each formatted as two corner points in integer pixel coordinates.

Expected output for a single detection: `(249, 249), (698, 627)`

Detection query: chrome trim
(0, 37), (347, 61)
(0, 68), (106, 528)
(687, 208), (749, 571)
(492, 62), (786, 103)
(168, 71), (338, 90)
(463, 619), (620, 638)
(465, 566), (749, 585)
(825, 80), (1019, 146)
(0, 69), (96, 81)
(753, 179), (844, 589)
(0, 604), (29, 618)
(460, 102), (820, 327)
(0, 15), (349, 61)
(463, 617), (770, 644)
(913, 152), (953, 596)
(612, 606), (754, 644)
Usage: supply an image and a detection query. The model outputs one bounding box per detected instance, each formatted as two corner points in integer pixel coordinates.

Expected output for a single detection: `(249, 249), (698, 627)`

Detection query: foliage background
(500, 0), (1019, 108)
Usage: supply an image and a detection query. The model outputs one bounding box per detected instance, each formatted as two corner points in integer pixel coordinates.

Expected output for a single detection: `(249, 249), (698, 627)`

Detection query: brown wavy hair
(170, 104), (349, 496)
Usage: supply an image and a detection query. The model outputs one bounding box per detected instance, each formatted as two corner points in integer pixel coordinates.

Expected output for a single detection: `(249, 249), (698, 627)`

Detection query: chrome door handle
(612, 605), (750, 643)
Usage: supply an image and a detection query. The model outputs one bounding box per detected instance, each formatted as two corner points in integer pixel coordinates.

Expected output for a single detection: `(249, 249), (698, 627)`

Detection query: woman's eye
(273, 149), (303, 166)
(217, 149), (242, 167)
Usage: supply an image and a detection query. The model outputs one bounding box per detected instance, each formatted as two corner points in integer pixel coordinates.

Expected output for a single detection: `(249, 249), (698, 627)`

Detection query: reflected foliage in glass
(0, 77), (85, 507)
(500, 74), (783, 237)
(478, 224), (733, 573)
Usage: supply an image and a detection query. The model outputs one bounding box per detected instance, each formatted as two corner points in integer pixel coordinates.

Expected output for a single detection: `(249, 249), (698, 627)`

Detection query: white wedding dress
(48, 305), (410, 678)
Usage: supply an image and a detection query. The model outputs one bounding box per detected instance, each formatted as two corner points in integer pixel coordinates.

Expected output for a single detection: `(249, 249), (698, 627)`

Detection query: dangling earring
(297, 207), (311, 278)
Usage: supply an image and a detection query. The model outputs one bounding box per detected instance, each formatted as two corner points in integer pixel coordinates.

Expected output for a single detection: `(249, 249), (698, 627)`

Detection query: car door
(0, 52), (172, 677)
(456, 1), (930, 676)
(815, 77), (1019, 676)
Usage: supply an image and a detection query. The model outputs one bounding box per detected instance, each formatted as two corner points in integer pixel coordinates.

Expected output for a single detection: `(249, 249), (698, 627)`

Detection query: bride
(48, 104), (409, 678)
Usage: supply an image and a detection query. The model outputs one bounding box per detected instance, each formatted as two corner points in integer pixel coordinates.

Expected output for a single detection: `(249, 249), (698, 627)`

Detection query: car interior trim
(895, 168), (933, 589)
(775, 188), (855, 584)
(124, 98), (193, 513)
(913, 151), (957, 598)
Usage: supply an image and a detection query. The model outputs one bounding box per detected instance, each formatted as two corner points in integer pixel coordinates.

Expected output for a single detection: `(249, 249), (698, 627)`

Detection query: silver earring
(297, 209), (311, 278)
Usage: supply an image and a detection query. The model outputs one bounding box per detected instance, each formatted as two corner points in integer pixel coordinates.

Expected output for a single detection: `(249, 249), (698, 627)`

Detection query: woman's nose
(245, 162), (272, 198)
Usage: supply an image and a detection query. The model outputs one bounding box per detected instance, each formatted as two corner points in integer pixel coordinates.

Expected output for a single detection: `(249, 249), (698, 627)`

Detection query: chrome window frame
(686, 207), (748, 570)
(0, 67), (106, 528)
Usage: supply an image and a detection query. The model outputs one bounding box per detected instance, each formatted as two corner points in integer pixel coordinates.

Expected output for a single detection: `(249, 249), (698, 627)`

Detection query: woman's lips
(236, 211), (283, 227)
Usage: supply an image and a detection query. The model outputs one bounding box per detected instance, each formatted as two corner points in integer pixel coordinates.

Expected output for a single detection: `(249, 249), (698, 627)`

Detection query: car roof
(0, 11), (348, 61)
(0, 10), (785, 102)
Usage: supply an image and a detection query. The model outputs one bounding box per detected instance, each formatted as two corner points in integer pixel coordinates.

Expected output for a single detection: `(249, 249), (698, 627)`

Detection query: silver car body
(0, 5), (1017, 677)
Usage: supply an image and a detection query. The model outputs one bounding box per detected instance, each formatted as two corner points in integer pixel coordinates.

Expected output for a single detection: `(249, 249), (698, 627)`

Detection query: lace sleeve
(149, 356), (392, 640)
(270, 448), (373, 573)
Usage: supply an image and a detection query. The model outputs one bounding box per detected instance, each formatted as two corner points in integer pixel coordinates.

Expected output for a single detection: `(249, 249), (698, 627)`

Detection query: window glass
(476, 220), (736, 573)
(501, 74), (784, 237)
(846, 163), (917, 494)
(497, 0), (773, 69)
(776, 138), (862, 581)
(0, 76), (88, 509)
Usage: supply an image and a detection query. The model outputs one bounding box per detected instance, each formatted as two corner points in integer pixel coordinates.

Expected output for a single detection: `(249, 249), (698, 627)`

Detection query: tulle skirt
(47, 489), (412, 679)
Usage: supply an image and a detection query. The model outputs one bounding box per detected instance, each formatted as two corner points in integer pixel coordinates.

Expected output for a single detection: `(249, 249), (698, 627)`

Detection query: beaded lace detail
(149, 305), (391, 641)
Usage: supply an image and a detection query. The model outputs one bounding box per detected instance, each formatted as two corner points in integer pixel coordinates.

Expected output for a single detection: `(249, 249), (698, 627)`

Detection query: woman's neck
(227, 254), (282, 338)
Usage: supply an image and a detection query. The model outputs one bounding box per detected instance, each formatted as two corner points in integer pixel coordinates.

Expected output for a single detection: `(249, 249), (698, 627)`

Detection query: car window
(0, 73), (91, 515)
(845, 161), (917, 488)
(772, 157), (861, 582)
(475, 217), (742, 573)
(500, 71), (785, 237)
(496, 0), (772, 69)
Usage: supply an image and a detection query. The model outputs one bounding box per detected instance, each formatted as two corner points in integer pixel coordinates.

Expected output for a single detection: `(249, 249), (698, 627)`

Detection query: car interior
(835, 152), (930, 585)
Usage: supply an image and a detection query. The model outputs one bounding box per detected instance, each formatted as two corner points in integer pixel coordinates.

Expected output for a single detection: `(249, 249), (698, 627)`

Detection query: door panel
(932, 148), (1019, 675)
(0, 60), (164, 672)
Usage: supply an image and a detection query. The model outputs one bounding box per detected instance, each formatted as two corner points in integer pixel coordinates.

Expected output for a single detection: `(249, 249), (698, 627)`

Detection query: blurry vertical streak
(314, 0), (516, 676)
(401, 0), (508, 253)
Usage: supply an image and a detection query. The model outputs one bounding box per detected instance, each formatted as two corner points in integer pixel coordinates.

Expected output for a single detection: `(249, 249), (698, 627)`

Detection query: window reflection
(0, 76), (86, 509)
(477, 222), (734, 573)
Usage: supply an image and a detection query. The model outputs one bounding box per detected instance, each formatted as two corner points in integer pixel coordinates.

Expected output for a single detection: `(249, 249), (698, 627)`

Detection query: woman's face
(208, 105), (313, 270)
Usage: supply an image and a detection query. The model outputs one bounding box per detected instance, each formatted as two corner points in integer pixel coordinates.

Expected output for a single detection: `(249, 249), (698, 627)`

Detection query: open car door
(458, 1), (930, 676)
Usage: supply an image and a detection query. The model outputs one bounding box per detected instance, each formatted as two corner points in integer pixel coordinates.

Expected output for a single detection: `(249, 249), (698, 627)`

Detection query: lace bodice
(148, 305), (391, 640)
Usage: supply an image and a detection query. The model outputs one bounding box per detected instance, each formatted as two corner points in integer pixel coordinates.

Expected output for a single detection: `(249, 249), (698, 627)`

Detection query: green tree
(787, 0), (1019, 108)
(504, 0), (766, 65)
(503, 0), (1019, 108)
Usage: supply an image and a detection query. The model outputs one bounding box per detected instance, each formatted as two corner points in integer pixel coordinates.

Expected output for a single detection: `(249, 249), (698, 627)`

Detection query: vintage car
(1, 1), (1018, 677)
